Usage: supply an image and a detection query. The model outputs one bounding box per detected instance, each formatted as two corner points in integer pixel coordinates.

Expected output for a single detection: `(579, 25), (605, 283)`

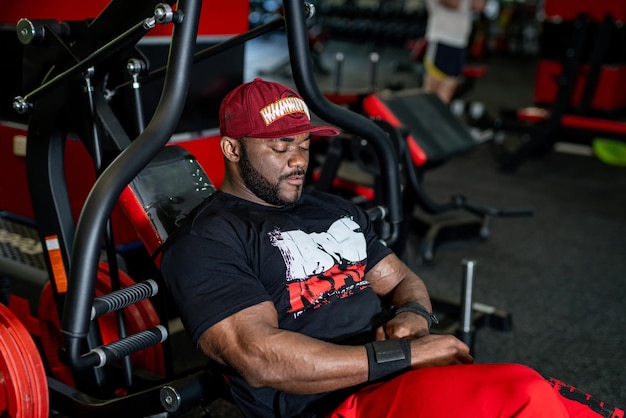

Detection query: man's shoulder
(300, 189), (369, 226)
(161, 192), (248, 258)
(163, 191), (240, 241)
(188, 191), (249, 230)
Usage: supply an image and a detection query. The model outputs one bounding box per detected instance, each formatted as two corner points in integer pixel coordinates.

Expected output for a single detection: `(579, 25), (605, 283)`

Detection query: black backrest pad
(129, 145), (217, 242)
(377, 90), (477, 165)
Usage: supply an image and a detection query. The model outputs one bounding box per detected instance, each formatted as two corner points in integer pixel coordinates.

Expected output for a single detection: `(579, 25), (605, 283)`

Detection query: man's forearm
(231, 330), (370, 393)
(199, 301), (472, 395)
(388, 269), (432, 312)
(204, 323), (471, 393)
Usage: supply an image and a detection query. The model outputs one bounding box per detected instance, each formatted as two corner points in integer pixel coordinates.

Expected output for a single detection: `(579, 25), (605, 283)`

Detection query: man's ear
(221, 136), (241, 162)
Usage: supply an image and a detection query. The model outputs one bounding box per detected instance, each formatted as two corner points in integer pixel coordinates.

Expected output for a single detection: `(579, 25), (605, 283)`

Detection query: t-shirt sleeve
(160, 219), (272, 345)
(361, 213), (394, 273)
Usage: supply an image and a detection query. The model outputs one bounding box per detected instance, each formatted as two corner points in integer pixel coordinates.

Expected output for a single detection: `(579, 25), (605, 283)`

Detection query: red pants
(329, 364), (624, 418)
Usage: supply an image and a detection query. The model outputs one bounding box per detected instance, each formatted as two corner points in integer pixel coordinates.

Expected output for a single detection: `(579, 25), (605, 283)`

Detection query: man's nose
(288, 149), (308, 168)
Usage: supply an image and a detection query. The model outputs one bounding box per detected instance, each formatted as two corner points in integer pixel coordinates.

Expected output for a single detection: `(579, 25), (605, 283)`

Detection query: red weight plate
(4, 306), (49, 418)
(0, 303), (49, 418)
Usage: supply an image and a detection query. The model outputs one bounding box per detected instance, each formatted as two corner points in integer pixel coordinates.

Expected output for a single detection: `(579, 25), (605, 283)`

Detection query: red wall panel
(534, 60), (626, 111)
(544, 0), (626, 22)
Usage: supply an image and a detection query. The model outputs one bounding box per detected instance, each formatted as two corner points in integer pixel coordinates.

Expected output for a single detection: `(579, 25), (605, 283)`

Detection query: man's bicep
(197, 301), (279, 366)
(366, 253), (407, 296)
(162, 231), (272, 344)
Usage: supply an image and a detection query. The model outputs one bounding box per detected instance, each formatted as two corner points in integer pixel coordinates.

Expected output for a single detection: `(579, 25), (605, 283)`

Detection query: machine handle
(84, 326), (168, 369)
(91, 279), (159, 320)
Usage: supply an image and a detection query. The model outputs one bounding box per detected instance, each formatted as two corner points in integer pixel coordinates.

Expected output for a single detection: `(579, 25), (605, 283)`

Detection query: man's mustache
(280, 169), (306, 180)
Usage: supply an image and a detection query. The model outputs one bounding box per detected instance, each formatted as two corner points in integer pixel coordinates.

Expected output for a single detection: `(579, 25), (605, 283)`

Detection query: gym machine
(314, 48), (533, 263)
(0, 0), (406, 416)
(490, 0), (626, 171)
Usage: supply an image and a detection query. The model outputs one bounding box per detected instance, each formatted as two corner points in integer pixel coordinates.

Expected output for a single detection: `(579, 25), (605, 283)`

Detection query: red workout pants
(328, 364), (623, 418)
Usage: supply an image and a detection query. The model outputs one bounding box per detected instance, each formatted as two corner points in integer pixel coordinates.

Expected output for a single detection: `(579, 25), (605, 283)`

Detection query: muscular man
(161, 78), (620, 418)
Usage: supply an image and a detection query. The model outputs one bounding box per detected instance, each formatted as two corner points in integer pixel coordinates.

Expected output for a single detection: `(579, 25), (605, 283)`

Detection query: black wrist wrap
(364, 339), (411, 382)
(393, 302), (439, 329)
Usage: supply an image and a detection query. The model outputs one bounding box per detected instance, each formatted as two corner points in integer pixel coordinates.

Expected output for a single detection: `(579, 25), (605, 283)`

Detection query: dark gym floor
(184, 33), (626, 417)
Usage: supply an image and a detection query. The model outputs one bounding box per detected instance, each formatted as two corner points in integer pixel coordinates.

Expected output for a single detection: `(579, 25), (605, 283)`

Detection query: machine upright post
(457, 259), (476, 354)
(369, 52), (379, 91)
(333, 52), (344, 95)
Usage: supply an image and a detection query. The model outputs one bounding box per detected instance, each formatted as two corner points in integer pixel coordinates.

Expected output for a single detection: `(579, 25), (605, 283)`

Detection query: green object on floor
(592, 138), (626, 166)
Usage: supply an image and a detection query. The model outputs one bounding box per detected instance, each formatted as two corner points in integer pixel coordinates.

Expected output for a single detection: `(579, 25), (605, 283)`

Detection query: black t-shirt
(161, 188), (393, 417)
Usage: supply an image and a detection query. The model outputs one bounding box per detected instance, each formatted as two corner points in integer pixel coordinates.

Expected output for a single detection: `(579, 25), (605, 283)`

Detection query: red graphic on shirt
(286, 261), (367, 313)
(268, 217), (370, 316)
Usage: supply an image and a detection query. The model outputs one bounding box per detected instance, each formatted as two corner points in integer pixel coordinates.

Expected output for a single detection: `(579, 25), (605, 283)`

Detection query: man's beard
(239, 143), (304, 207)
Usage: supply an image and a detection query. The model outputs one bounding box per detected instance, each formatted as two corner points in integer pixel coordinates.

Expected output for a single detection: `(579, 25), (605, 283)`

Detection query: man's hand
(375, 312), (473, 368)
(410, 334), (474, 367)
(375, 312), (430, 340)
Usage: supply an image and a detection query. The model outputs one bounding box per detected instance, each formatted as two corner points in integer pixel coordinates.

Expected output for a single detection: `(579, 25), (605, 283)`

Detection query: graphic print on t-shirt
(268, 217), (370, 317)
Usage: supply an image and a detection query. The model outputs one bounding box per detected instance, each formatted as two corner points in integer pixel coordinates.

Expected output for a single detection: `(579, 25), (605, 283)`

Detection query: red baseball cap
(219, 78), (340, 139)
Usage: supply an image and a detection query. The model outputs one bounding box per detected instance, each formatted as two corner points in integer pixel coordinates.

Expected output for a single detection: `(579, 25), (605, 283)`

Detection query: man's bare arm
(199, 301), (369, 394)
(198, 300), (472, 395)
